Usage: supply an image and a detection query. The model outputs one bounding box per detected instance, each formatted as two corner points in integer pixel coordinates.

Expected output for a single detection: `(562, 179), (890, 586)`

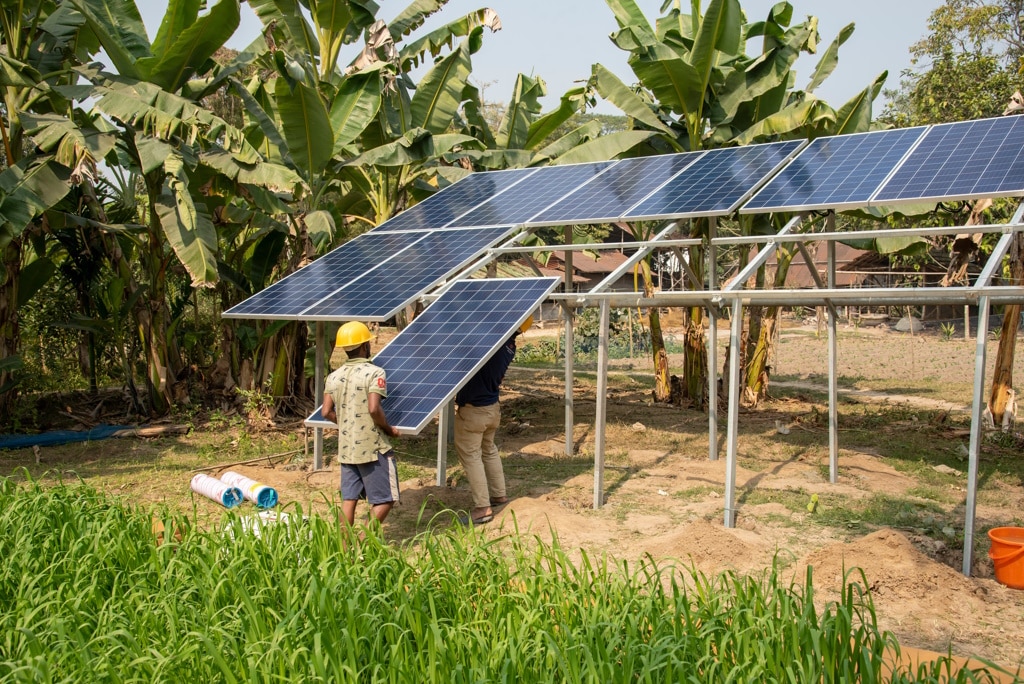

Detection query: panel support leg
(724, 299), (743, 528)
(593, 299), (610, 510)
(314, 322), (325, 471)
(963, 296), (990, 577)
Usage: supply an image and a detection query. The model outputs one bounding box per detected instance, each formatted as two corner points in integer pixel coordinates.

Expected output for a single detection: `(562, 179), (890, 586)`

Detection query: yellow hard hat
(336, 321), (372, 351)
(519, 315), (534, 334)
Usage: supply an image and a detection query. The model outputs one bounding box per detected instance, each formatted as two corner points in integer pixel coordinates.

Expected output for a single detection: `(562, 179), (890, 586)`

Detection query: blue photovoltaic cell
(873, 116), (1024, 204)
(223, 231), (425, 319)
(528, 152), (705, 225)
(372, 168), (537, 232)
(625, 140), (805, 219)
(302, 226), (515, 320)
(451, 162), (617, 227)
(375, 277), (560, 432)
(741, 127), (928, 212)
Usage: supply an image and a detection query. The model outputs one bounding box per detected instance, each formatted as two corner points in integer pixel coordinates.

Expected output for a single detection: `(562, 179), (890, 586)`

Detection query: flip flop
(456, 512), (494, 526)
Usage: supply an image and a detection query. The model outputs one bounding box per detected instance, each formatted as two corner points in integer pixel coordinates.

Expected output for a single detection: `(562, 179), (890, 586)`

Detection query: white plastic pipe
(191, 473), (244, 508)
(219, 471), (279, 508)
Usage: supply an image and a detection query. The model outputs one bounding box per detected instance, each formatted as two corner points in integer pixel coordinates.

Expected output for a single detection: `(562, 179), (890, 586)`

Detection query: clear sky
(140, 0), (940, 115)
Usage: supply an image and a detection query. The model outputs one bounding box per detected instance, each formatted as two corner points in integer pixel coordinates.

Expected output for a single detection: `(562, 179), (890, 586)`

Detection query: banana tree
(590, 0), (884, 407)
(219, 0), (506, 399)
(70, 0), (302, 412)
(0, 1), (104, 414)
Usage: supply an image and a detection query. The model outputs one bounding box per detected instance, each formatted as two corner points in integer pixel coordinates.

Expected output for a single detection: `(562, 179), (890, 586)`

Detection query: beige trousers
(454, 402), (506, 509)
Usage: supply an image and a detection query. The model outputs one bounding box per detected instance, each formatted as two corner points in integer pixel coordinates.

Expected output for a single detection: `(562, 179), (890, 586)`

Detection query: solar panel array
(529, 152), (705, 226)
(372, 168), (536, 232)
(224, 226), (515, 321)
(628, 140), (805, 219)
(742, 127), (928, 213)
(873, 116), (1024, 204)
(302, 227), (513, 321)
(306, 277), (559, 433)
(232, 115), (1024, 327)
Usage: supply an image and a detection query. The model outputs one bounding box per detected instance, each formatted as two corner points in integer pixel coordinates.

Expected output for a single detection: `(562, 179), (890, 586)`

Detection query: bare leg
(370, 502), (393, 523)
(340, 499), (357, 526)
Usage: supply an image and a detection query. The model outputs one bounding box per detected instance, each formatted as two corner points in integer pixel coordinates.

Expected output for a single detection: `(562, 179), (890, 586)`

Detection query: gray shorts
(340, 450), (399, 505)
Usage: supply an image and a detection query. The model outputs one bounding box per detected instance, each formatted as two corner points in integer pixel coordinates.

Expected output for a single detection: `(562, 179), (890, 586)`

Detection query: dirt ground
(4, 317), (1024, 675)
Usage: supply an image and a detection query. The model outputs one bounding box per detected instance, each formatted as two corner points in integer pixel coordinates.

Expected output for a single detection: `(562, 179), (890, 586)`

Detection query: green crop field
(0, 477), (1010, 683)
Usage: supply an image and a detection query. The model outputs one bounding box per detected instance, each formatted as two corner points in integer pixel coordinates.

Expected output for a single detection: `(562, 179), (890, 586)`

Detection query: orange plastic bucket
(988, 527), (1024, 589)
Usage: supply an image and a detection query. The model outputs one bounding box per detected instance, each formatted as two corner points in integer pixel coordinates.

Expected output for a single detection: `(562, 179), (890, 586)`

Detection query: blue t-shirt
(456, 334), (517, 407)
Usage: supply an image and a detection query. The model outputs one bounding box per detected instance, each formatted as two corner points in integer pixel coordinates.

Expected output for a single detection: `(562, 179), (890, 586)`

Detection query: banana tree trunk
(989, 232), (1023, 428)
(637, 258), (670, 401)
(141, 173), (182, 414)
(742, 247), (795, 407)
(683, 305), (708, 409)
(682, 236), (709, 410)
(0, 237), (22, 417)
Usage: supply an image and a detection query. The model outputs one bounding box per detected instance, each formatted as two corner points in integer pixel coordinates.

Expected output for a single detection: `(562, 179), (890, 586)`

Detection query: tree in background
(882, 0), (1023, 428)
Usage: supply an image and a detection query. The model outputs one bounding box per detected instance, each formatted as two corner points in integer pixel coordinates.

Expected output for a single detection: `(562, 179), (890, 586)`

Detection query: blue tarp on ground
(0, 425), (132, 450)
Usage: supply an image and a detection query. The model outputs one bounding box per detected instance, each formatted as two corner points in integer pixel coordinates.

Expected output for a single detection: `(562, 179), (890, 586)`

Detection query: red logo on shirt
(377, 378), (386, 388)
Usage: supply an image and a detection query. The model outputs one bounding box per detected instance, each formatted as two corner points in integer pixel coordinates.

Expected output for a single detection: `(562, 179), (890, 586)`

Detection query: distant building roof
(548, 250), (630, 275)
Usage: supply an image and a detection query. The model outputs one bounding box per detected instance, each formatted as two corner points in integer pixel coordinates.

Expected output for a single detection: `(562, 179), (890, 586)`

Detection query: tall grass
(0, 476), (1008, 682)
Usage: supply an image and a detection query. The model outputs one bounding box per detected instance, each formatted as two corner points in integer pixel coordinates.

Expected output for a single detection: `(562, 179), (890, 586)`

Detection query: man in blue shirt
(453, 315), (532, 524)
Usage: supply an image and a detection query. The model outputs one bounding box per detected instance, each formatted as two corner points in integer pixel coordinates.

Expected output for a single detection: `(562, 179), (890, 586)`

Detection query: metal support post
(827, 230), (839, 483)
(963, 297), (990, 577)
(707, 217), (719, 461)
(564, 225), (575, 456)
(436, 401), (452, 487)
(314, 322), (325, 471)
(593, 299), (610, 510)
(724, 299), (743, 528)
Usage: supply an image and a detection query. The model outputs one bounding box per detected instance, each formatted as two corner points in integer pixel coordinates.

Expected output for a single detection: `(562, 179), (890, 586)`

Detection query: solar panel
(451, 161), (618, 227)
(873, 116), (1024, 205)
(372, 168), (537, 232)
(740, 127), (928, 213)
(301, 226), (516, 321)
(376, 276), (560, 432)
(625, 140), (805, 219)
(223, 231), (426, 319)
(527, 152), (705, 226)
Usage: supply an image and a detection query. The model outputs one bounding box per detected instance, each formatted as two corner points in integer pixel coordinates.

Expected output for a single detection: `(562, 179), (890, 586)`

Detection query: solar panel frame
(305, 277), (560, 433)
(525, 152), (706, 228)
(449, 161), (619, 228)
(623, 140), (806, 220)
(739, 127), (929, 214)
(371, 168), (538, 233)
(299, 225), (517, 322)
(871, 116), (1024, 206)
(222, 231), (428, 320)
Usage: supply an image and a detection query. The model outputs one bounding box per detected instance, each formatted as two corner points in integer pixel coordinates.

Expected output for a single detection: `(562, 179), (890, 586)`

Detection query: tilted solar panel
(301, 226), (516, 321)
(305, 277), (559, 433)
(625, 140), (805, 219)
(372, 168), (537, 232)
(451, 161), (618, 227)
(528, 152), (705, 226)
(223, 231), (426, 319)
(741, 127), (928, 213)
(873, 116), (1024, 205)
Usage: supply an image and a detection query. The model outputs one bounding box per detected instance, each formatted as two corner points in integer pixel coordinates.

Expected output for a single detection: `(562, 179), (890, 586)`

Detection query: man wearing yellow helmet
(323, 321), (401, 528)
(453, 314), (533, 525)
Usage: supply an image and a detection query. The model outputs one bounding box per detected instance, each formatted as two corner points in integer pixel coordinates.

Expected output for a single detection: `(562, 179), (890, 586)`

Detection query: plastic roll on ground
(219, 471), (279, 508)
(190, 473), (244, 508)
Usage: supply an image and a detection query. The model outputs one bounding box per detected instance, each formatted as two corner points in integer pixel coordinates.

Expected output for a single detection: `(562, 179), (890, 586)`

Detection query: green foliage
(882, 0), (1024, 127)
(0, 478), (1009, 682)
(940, 322), (957, 340)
